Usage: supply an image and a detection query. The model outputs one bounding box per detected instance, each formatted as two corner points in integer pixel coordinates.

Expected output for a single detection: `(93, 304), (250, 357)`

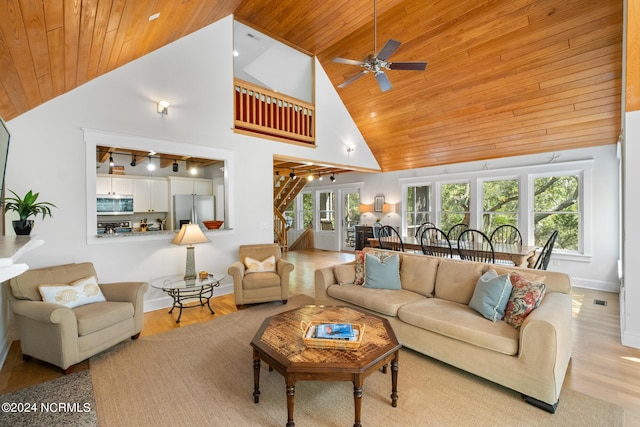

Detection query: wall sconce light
(359, 204), (373, 213)
(130, 155), (137, 167)
(330, 174), (336, 182)
(157, 100), (171, 115)
(147, 156), (156, 171)
(172, 160), (179, 172)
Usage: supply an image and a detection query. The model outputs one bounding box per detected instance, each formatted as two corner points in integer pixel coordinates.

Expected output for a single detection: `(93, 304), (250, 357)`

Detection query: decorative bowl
(203, 220), (224, 230)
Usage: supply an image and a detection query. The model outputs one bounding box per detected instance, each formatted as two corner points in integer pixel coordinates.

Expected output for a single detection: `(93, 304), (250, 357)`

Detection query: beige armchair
(6, 262), (148, 373)
(227, 243), (293, 308)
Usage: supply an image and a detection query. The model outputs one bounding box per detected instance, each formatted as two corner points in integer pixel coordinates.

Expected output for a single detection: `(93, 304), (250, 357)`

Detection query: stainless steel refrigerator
(173, 194), (215, 230)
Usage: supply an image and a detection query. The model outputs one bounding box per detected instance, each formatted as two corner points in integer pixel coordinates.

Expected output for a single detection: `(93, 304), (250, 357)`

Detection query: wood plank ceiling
(0, 0), (623, 172)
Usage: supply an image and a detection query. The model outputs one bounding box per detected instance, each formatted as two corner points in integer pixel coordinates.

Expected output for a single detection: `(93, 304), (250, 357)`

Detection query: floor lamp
(171, 224), (210, 281)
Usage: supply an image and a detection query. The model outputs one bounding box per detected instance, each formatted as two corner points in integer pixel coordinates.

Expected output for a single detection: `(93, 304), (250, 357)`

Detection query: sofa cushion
(10, 262), (98, 301)
(504, 273), (546, 330)
(363, 253), (401, 290)
(73, 301), (134, 336)
(243, 271), (281, 289)
(400, 254), (438, 297)
(468, 269), (512, 322)
(434, 260), (485, 304)
(398, 298), (519, 355)
(38, 276), (106, 309)
(327, 284), (425, 317)
(334, 264), (356, 285)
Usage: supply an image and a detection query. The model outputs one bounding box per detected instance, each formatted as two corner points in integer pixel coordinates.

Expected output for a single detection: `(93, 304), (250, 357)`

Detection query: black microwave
(97, 194), (134, 215)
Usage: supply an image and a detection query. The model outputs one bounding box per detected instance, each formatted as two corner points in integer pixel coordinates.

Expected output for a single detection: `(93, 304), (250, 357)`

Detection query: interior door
(341, 189), (361, 251)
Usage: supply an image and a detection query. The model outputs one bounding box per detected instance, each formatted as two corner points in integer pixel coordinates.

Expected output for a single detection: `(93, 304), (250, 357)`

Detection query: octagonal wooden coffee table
(250, 305), (401, 427)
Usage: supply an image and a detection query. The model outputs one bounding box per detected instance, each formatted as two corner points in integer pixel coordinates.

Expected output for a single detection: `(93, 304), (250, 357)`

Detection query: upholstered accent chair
(227, 243), (293, 309)
(6, 262), (148, 373)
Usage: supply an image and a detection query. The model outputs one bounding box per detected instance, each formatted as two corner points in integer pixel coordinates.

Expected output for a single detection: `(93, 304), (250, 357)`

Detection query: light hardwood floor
(1, 249), (639, 423)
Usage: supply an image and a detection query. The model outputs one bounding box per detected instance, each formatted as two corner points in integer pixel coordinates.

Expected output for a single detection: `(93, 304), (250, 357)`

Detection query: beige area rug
(91, 295), (623, 426)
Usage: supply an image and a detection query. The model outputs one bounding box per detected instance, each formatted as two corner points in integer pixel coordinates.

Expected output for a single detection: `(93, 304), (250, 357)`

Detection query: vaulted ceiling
(0, 0), (623, 172)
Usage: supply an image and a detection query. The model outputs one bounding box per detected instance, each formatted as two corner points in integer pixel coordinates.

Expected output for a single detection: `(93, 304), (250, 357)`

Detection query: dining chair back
(420, 227), (452, 258)
(490, 224), (523, 245)
(414, 221), (436, 238)
(378, 225), (405, 252)
(372, 222), (384, 238)
(447, 223), (469, 242)
(457, 229), (495, 263)
(533, 230), (559, 270)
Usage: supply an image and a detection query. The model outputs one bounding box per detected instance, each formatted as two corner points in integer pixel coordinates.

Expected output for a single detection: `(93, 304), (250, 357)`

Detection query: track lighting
(318, 173), (323, 181)
(147, 156), (155, 171)
(130, 155), (137, 167)
(307, 174), (314, 182)
(330, 174), (336, 182)
(290, 170), (296, 179)
(173, 161), (179, 172)
(109, 155), (115, 167)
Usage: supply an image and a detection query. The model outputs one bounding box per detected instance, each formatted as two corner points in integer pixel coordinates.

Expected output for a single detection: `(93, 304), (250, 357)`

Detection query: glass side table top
(151, 273), (225, 291)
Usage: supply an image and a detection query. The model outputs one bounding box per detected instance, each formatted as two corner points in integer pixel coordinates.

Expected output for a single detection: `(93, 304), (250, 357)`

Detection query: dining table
(369, 236), (538, 268)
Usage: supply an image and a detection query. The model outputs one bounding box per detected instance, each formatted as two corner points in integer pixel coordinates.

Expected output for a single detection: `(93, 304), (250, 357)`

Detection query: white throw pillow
(38, 276), (106, 308)
(244, 256), (276, 273)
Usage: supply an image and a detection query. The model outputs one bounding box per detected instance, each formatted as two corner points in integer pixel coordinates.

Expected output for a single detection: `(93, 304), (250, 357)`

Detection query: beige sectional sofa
(314, 248), (572, 412)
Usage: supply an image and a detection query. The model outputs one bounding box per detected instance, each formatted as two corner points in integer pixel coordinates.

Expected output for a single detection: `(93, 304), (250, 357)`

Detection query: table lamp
(171, 224), (210, 281)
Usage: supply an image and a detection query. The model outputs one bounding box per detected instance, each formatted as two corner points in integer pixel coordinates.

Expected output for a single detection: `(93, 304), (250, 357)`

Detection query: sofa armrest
(314, 266), (337, 305)
(99, 281), (148, 304)
(10, 299), (76, 326)
(518, 292), (572, 396)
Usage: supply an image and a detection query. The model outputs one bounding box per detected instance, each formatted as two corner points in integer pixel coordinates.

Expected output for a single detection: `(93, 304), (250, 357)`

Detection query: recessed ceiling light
(149, 13), (160, 21)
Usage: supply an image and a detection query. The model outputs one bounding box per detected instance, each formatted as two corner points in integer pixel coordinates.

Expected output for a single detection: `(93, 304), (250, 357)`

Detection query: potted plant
(4, 189), (56, 235)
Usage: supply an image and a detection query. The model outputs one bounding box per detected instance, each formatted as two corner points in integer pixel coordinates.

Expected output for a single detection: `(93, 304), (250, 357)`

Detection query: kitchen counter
(95, 229), (226, 238)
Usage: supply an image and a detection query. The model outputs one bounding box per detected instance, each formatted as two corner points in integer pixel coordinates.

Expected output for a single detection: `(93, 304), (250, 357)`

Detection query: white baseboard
(0, 325), (16, 373)
(571, 277), (620, 293)
(143, 283), (233, 313)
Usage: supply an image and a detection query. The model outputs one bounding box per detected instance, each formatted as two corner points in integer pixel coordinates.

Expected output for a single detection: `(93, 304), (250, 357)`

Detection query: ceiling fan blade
(338, 71), (368, 88)
(333, 57), (366, 66)
(375, 72), (392, 92)
(377, 39), (401, 61)
(389, 62), (428, 71)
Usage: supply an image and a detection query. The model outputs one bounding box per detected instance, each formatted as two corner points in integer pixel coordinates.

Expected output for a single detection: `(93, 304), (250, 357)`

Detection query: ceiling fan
(332, 0), (428, 92)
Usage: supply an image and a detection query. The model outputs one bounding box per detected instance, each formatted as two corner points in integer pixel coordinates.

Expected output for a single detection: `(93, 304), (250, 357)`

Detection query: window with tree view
(301, 193), (313, 229)
(406, 185), (431, 238)
(440, 182), (470, 233)
(482, 179), (518, 236)
(319, 191), (335, 230)
(533, 175), (580, 251)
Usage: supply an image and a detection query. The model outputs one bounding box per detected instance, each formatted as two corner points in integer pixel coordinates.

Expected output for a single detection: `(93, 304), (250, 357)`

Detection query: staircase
(273, 172), (307, 251)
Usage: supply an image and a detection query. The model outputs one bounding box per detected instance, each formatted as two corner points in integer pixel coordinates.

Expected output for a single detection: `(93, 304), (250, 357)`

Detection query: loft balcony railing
(234, 79), (315, 145)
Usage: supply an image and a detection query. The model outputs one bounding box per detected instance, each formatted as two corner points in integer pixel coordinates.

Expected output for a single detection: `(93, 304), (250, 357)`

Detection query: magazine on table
(306, 323), (359, 341)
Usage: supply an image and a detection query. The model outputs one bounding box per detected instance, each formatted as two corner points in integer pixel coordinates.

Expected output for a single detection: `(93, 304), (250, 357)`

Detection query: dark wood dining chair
(372, 222), (384, 238)
(457, 229), (495, 263)
(533, 230), (559, 270)
(420, 227), (452, 258)
(378, 225), (405, 252)
(447, 223), (469, 242)
(414, 221), (436, 238)
(490, 224), (523, 245)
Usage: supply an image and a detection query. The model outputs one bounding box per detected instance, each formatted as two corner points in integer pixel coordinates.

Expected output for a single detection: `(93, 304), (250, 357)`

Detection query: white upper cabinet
(97, 175), (134, 195)
(133, 178), (169, 212)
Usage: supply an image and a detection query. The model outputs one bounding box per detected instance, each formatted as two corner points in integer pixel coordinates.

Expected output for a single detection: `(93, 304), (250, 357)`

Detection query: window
(406, 185), (431, 237)
(440, 182), (470, 233)
(318, 191), (335, 230)
(482, 179), (519, 235)
(533, 175), (580, 251)
(301, 193), (314, 229)
(283, 200), (295, 229)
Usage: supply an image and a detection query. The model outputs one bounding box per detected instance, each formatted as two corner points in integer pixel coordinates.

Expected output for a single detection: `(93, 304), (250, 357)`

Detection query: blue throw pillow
(363, 253), (401, 290)
(469, 269), (512, 322)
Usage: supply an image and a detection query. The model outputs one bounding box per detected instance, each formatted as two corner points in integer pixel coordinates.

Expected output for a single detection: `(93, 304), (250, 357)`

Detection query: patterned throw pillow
(244, 256), (276, 273)
(38, 276), (106, 309)
(503, 273), (546, 330)
(354, 251), (366, 285)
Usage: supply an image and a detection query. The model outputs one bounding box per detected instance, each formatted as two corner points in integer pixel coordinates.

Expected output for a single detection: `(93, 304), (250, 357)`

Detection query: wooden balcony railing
(234, 79), (315, 145)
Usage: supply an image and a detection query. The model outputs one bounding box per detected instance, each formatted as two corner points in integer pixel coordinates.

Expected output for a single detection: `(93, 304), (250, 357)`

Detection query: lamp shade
(171, 224), (210, 246)
(359, 204), (374, 213)
(383, 203), (397, 214)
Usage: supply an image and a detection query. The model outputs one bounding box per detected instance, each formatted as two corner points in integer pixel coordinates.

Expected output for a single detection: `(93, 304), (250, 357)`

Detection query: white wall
(307, 145), (620, 292)
(0, 15), (379, 361)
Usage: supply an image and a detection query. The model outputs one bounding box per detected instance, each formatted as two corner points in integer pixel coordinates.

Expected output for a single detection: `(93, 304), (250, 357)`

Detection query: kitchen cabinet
(96, 175), (133, 195)
(133, 179), (169, 213)
(169, 178), (214, 196)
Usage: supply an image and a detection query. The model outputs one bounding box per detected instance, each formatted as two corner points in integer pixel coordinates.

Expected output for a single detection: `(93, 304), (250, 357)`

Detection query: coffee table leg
(286, 376), (295, 427)
(353, 376), (363, 427)
(390, 351), (399, 407)
(253, 351), (261, 404)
